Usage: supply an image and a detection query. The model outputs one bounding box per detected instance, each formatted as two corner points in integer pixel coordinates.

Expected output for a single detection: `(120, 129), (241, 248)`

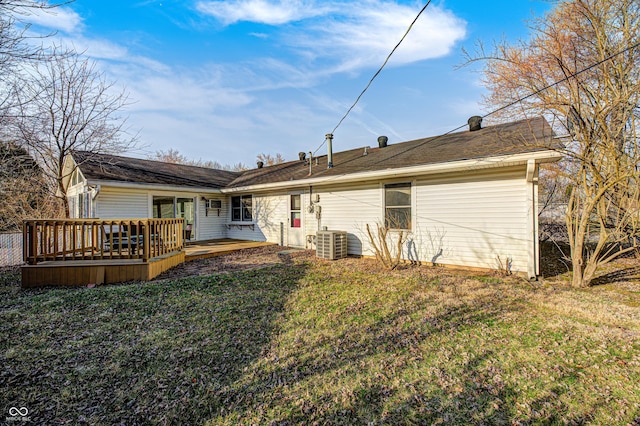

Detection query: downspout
(526, 159), (539, 279)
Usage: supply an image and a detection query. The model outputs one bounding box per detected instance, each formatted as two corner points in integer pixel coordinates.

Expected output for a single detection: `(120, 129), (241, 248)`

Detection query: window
(153, 196), (175, 218)
(290, 194), (301, 228)
(78, 192), (88, 218)
(153, 196), (195, 226)
(231, 195), (253, 221)
(71, 169), (82, 186)
(384, 183), (411, 229)
(69, 192), (92, 218)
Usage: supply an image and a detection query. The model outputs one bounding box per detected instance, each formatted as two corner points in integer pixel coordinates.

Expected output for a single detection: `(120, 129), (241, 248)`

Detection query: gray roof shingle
(73, 151), (242, 189)
(226, 117), (556, 188)
(74, 117), (556, 190)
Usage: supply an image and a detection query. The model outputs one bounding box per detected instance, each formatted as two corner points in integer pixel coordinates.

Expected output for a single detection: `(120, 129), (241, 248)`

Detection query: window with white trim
(384, 183), (411, 230)
(231, 195), (253, 221)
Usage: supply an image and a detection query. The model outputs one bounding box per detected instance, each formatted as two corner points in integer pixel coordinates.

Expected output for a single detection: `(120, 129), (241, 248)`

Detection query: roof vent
(363, 146), (369, 156)
(298, 152), (306, 161)
(468, 116), (482, 131)
(257, 161), (264, 169)
(378, 136), (388, 148)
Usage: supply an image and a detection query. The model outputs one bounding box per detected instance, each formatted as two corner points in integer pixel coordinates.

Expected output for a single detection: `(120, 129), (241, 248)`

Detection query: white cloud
(295, 2), (467, 71)
(19, 6), (83, 34)
(197, 1), (466, 74)
(20, 1), (470, 165)
(196, 0), (330, 25)
(104, 62), (253, 116)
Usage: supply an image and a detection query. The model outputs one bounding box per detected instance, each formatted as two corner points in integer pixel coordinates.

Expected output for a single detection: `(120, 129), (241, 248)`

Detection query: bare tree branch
(469, 0), (640, 287)
(13, 46), (138, 217)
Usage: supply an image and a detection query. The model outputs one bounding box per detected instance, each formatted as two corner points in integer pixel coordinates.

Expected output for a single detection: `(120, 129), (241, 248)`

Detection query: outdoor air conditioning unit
(206, 199), (222, 209)
(205, 199), (222, 216)
(316, 230), (347, 260)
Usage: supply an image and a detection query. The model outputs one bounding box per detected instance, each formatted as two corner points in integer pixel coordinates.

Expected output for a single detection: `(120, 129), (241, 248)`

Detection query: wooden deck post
(143, 220), (150, 262)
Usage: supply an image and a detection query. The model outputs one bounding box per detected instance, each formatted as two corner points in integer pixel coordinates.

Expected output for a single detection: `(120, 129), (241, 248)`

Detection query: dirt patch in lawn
(154, 245), (315, 281)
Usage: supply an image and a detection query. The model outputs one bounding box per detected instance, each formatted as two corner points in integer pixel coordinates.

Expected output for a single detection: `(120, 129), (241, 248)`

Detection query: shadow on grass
(0, 260), (308, 425)
(539, 240), (640, 286)
(590, 265), (640, 287)
(539, 241), (572, 279)
(209, 282), (599, 425)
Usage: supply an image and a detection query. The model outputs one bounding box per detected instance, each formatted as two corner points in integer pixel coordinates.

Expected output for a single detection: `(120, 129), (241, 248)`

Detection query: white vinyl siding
(198, 197), (227, 240)
(226, 193), (288, 244)
(298, 167), (531, 273)
(312, 183), (380, 255)
(89, 163), (535, 274)
(97, 187), (148, 218)
(414, 167), (530, 273)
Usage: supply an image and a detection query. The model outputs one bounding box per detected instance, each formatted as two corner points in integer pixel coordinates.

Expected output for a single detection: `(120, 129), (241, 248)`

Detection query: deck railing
(23, 218), (184, 265)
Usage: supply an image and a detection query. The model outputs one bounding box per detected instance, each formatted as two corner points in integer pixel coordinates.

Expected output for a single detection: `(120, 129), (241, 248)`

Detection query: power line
(312, 38), (640, 182)
(313, 0), (433, 155)
(483, 39), (640, 120)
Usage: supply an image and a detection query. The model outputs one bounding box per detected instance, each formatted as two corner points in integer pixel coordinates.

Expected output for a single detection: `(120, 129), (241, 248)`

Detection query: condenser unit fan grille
(316, 230), (347, 260)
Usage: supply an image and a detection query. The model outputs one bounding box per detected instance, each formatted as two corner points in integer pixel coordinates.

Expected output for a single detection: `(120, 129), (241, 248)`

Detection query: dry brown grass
(1, 246), (639, 424)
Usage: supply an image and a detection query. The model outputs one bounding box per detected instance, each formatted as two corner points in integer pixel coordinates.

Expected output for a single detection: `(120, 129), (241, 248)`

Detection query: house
(65, 117), (561, 278)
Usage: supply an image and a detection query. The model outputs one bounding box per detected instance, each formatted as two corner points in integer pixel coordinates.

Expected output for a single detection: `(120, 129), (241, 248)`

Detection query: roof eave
(221, 149), (562, 194)
(85, 179), (225, 194)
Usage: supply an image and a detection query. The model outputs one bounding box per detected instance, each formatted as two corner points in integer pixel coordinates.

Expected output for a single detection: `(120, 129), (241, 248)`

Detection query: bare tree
(256, 152), (285, 166)
(13, 47), (137, 217)
(466, 0), (640, 287)
(0, 1), (59, 62)
(365, 211), (411, 270)
(0, 1), (66, 129)
(152, 148), (189, 165)
(152, 148), (248, 171)
(0, 141), (63, 231)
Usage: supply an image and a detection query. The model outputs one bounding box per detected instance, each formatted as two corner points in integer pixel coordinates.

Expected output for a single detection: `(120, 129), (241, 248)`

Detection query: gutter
(84, 180), (224, 194)
(221, 150), (563, 194)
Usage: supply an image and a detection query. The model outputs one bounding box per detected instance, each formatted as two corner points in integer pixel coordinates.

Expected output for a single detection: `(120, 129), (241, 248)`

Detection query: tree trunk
(57, 176), (70, 218)
(570, 242), (586, 288)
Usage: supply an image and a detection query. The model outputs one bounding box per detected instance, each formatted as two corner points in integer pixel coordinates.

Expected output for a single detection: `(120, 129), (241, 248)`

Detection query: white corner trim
(526, 158), (536, 182)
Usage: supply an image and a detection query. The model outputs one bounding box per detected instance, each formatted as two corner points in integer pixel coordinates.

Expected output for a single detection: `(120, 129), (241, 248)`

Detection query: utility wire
(483, 39), (640, 120)
(368, 39), (640, 166)
(312, 38), (640, 180)
(313, 0), (433, 155)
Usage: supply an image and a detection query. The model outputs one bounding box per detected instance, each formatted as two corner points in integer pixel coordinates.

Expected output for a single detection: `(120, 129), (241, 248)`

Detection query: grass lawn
(1, 247), (639, 425)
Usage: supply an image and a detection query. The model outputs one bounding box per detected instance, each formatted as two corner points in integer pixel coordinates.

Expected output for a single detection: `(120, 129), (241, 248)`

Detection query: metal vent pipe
(325, 133), (334, 168)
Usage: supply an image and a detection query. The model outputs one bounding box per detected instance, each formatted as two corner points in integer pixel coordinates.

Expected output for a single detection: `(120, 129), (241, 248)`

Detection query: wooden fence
(0, 232), (22, 267)
(23, 218), (184, 265)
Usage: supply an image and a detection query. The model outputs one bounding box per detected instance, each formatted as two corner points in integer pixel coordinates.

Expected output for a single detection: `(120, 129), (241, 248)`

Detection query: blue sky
(23, 0), (552, 166)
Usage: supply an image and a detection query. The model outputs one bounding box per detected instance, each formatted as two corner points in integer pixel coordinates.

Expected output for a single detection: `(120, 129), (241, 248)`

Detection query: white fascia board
(85, 179), (224, 194)
(221, 150), (563, 194)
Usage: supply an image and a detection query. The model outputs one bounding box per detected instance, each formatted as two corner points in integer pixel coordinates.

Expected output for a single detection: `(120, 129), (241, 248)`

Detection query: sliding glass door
(152, 196), (195, 240)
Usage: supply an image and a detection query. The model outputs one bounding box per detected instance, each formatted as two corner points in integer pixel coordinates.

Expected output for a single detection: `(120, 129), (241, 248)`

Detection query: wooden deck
(22, 250), (185, 288)
(185, 239), (274, 262)
(21, 239), (274, 287)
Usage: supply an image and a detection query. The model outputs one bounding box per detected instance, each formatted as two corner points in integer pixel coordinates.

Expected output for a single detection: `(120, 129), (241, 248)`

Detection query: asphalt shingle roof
(226, 117), (555, 188)
(75, 117), (556, 190)
(73, 151), (242, 189)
